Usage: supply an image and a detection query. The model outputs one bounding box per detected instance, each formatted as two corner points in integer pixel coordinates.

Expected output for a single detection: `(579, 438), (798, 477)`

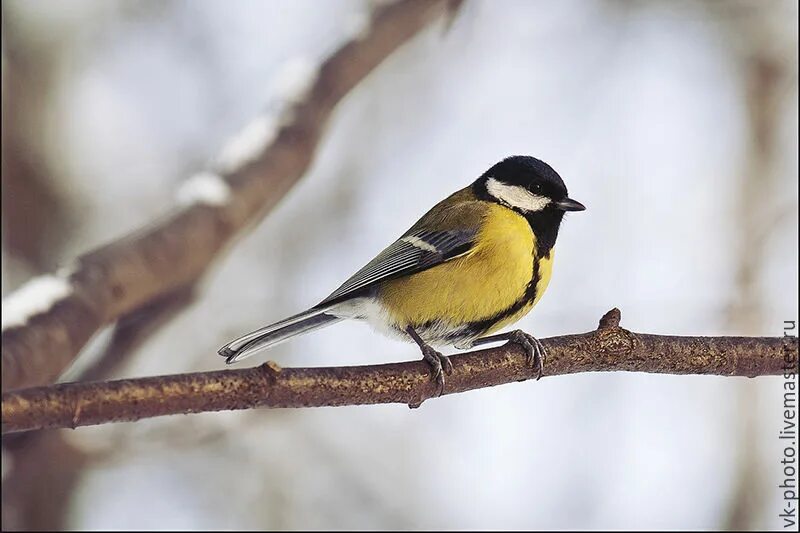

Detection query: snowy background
(1, 0), (798, 529)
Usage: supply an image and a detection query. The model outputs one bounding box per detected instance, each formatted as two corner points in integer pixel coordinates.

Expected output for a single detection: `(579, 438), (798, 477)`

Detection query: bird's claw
(421, 346), (452, 395)
(507, 329), (547, 380)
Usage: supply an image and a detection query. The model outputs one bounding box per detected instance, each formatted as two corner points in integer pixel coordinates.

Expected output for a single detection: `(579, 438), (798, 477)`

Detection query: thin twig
(1, 0), (458, 392)
(3, 309), (796, 434)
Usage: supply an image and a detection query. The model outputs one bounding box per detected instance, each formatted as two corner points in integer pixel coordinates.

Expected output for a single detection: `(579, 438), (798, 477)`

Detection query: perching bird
(219, 155), (585, 389)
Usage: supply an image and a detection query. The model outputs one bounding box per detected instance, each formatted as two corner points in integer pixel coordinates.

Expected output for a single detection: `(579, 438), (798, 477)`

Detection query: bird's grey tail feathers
(218, 307), (343, 364)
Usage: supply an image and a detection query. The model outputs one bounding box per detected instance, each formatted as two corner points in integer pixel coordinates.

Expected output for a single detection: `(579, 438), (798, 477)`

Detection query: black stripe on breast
(452, 259), (540, 339)
(423, 249), (550, 343)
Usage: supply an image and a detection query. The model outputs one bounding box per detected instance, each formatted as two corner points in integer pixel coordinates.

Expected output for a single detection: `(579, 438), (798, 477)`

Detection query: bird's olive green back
(404, 187), (488, 236)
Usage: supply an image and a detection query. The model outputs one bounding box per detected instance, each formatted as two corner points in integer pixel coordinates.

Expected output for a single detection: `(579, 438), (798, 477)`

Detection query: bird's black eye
(531, 183), (542, 193)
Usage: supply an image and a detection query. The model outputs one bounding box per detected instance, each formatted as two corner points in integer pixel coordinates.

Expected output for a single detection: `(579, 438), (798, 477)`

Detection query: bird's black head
(473, 155), (585, 256)
(474, 155), (585, 214)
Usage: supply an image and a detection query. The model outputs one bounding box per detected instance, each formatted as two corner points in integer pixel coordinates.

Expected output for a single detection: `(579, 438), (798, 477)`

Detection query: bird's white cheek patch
(486, 178), (550, 212)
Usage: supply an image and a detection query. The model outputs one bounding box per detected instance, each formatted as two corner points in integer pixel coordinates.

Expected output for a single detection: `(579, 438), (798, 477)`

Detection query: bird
(219, 155), (585, 391)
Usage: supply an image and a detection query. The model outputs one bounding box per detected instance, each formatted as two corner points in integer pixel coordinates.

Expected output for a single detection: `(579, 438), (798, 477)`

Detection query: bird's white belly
(329, 296), (470, 347)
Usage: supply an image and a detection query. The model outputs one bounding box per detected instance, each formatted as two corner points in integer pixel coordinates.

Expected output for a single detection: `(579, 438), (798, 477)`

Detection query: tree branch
(1, 0), (459, 392)
(3, 309), (796, 434)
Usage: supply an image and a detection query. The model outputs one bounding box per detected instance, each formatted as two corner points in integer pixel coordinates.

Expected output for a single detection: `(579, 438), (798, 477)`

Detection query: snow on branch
(1, 276), (73, 331)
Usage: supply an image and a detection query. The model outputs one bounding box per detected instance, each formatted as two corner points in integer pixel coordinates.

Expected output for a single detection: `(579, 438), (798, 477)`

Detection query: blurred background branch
(3, 309), (795, 434)
(707, 2), (797, 528)
(1, 0), (461, 393)
(1, 1), (74, 272)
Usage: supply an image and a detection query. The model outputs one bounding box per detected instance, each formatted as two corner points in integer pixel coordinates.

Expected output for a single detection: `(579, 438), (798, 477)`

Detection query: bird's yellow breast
(379, 203), (553, 336)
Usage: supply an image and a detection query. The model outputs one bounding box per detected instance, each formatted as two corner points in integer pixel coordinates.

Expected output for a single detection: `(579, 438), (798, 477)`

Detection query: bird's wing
(317, 227), (478, 307)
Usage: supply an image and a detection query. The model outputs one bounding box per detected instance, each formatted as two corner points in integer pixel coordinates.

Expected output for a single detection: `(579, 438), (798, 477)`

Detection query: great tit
(219, 155), (585, 389)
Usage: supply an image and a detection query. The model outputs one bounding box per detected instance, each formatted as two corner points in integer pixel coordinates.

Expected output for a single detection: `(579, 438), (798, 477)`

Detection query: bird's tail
(218, 307), (343, 364)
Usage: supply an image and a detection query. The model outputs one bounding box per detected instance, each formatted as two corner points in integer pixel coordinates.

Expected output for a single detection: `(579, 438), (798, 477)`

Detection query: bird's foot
(507, 329), (547, 380)
(421, 345), (453, 395)
(470, 329), (547, 380)
(406, 326), (452, 395)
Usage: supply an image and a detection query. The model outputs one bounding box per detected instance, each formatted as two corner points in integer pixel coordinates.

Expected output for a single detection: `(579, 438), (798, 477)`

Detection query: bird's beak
(554, 197), (586, 211)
